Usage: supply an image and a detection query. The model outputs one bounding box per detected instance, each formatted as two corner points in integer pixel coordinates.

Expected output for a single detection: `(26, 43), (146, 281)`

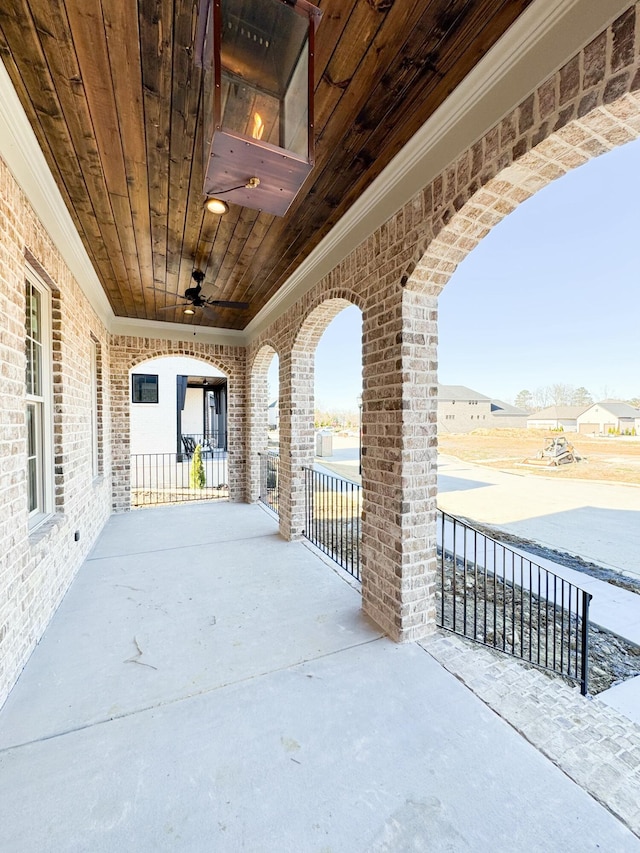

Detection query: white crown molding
(245, 0), (632, 340)
(110, 316), (246, 346)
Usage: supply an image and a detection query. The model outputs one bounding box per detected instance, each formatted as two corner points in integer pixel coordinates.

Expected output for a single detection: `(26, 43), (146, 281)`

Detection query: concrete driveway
(438, 455), (640, 579)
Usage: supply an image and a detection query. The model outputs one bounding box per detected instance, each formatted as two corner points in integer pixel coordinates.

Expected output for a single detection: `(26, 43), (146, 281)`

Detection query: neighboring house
(577, 399), (640, 435)
(130, 356), (227, 455)
(527, 406), (587, 432)
(268, 399), (279, 429)
(438, 385), (492, 433)
(490, 400), (529, 429)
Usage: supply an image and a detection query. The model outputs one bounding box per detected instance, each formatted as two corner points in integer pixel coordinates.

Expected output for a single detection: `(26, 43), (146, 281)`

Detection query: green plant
(189, 444), (206, 489)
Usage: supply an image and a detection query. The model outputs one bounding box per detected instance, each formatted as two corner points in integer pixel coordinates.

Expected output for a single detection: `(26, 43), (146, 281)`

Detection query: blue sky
(272, 137), (640, 410)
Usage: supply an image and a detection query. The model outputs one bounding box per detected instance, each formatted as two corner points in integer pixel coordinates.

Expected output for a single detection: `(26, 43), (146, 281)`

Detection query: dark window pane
(132, 374), (159, 403)
(28, 457), (37, 513)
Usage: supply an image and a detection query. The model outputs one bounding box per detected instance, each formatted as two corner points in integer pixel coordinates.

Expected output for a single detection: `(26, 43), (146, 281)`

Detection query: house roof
(491, 400), (529, 416)
(528, 406), (588, 420)
(582, 399), (640, 419)
(438, 385), (491, 403)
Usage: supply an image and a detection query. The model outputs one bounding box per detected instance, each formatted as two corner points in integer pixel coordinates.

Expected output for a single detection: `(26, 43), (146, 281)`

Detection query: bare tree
(549, 383), (575, 406)
(532, 386), (552, 409)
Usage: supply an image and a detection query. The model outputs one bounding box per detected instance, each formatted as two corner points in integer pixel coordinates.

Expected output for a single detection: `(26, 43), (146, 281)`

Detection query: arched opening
(435, 137), (640, 572)
(278, 297), (362, 541)
(307, 304), (363, 577)
(314, 304), (363, 443)
(128, 355), (229, 508)
(375, 89), (640, 641)
(248, 344), (280, 506)
(267, 352), (280, 450)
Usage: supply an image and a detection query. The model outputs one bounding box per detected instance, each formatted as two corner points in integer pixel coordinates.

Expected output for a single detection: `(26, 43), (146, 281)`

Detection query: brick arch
(128, 347), (237, 381)
(292, 290), (364, 354)
(248, 340), (279, 374)
(110, 336), (246, 511)
(407, 89), (640, 296)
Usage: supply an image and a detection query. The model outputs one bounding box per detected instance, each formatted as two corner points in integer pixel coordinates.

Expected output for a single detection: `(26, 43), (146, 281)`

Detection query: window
(90, 337), (103, 476)
(132, 373), (159, 403)
(25, 273), (53, 524)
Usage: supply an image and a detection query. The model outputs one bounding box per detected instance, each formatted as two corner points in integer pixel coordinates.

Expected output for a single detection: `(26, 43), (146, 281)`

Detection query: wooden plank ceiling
(0, 0), (533, 330)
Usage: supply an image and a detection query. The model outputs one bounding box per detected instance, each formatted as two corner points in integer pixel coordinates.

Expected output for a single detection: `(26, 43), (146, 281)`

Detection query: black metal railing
(437, 510), (592, 695)
(259, 451), (280, 516)
(130, 453), (228, 508)
(303, 467), (361, 580)
(298, 472), (592, 693)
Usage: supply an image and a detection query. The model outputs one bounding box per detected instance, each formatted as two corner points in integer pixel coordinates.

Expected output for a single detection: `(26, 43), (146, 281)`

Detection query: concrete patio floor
(1, 501), (639, 852)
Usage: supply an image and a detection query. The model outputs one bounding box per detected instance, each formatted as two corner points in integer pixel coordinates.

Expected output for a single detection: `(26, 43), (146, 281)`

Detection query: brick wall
(247, 5), (640, 641)
(0, 157), (112, 708)
(108, 339), (247, 510)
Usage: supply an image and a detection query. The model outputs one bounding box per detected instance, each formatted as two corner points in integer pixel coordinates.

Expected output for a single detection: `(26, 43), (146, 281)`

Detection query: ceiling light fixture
(204, 197), (229, 215)
(183, 306), (196, 315)
(195, 0), (323, 217)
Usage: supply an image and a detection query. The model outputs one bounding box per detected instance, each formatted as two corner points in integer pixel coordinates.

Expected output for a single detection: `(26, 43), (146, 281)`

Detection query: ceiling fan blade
(156, 304), (185, 311)
(206, 300), (250, 309)
(200, 304), (220, 318)
(149, 286), (179, 294)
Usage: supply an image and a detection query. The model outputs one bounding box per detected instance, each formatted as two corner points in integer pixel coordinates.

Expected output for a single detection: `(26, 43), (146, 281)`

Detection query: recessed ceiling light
(205, 197), (229, 215)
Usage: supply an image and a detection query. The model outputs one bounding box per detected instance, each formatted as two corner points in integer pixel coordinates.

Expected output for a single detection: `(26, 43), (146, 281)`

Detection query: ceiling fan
(152, 270), (249, 316)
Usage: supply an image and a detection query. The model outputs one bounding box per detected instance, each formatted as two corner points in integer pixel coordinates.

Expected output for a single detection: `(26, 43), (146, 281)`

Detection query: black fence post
(580, 589), (592, 696)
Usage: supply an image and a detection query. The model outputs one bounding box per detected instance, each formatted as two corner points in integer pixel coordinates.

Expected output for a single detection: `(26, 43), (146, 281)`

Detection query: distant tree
(514, 389), (533, 411)
(532, 386), (552, 409)
(549, 383), (574, 406)
(628, 397), (640, 409)
(571, 386), (593, 407)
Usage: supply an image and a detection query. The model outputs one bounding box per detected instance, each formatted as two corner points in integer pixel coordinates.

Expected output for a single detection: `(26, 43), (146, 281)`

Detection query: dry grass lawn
(438, 429), (640, 485)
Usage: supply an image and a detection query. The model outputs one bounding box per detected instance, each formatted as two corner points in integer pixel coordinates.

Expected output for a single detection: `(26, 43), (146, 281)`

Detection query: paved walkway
(1, 502), (639, 851)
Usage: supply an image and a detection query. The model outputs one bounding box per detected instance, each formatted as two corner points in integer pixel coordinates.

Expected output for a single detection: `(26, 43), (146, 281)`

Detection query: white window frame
(90, 337), (99, 477)
(25, 267), (54, 528)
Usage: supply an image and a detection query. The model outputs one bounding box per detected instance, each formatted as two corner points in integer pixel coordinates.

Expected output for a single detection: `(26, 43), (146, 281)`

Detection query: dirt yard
(438, 429), (640, 485)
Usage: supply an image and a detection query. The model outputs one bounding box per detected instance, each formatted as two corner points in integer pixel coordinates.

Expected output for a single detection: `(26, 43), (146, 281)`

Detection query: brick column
(360, 288), (439, 641)
(278, 348), (315, 540)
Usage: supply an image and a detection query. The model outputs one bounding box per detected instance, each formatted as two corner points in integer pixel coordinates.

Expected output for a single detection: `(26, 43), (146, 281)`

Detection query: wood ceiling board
(102, 0), (155, 316)
(0, 1), (135, 317)
(62, 2), (145, 316)
(314, 0), (433, 140)
(165, 1), (202, 292)
(378, 0), (536, 168)
(139, 0), (174, 300)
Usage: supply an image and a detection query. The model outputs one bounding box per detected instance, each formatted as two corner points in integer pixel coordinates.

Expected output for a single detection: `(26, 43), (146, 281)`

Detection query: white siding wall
(129, 356), (225, 454)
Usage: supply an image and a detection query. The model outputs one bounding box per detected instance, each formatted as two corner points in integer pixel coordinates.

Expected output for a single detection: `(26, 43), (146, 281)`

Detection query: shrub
(189, 444), (206, 489)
